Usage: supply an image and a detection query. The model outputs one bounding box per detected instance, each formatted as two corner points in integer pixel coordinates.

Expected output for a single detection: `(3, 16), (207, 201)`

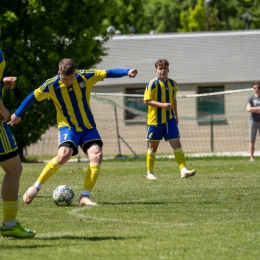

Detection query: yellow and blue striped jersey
(0, 50), (6, 100)
(144, 77), (178, 125)
(34, 69), (107, 131)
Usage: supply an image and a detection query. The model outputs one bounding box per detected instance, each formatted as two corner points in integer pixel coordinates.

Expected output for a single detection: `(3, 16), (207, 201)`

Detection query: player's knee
(56, 151), (72, 164)
(89, 150), (103, 163)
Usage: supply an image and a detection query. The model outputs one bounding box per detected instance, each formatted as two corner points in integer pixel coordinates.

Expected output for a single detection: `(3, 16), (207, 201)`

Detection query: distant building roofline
(108, 29), (260, 41)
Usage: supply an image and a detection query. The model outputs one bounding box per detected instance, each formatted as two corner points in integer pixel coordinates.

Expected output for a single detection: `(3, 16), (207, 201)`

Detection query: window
(124, 88), (147, 123)
(197, 86), (226, 124)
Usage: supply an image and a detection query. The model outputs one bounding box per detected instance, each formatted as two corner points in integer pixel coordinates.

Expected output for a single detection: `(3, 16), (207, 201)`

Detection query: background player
(143, 59), (196, 180)
(8, 58), (138, 206)
(246, 81), (260, 161)
(0, 49), (36, 238)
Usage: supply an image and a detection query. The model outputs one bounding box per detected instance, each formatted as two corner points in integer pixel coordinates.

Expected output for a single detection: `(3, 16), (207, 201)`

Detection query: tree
(178, 0), (260, 32)
(143, 0), (182, 33)
(178, 0), (206, 32)
(103, 0), (146, 34)
(107, 0), (260, 34)
(212, 0), (260, 30)
(0, 0), (114, 160)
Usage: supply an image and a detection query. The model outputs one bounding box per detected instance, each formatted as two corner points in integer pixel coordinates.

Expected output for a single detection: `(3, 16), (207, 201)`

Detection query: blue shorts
(58, 126), (102, 155)
(0, 122), (19, 162)
(146, 118), (180, 141)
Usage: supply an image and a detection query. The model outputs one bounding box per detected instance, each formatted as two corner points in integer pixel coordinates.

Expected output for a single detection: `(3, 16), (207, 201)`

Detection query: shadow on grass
(0, 235), (140, 248)
(36, 235), (141, 241)
(101, 201), (167, 205)
(0, 244), (53, 249)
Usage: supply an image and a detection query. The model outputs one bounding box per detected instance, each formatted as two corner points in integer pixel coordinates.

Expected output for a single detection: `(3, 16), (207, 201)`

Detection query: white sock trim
(180, 167), (187, 174)
(34, 181), (42, 189)
(3, 220), (17, 228)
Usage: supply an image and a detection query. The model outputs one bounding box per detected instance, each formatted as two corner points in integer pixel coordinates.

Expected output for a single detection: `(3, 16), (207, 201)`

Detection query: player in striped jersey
(8, 58), (138, 206)
(144, 59), (196, 180)
(0, 49), (36, 238)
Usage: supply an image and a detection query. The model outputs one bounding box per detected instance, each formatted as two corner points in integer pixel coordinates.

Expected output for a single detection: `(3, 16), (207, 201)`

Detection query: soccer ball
(52, 185), (75, 206)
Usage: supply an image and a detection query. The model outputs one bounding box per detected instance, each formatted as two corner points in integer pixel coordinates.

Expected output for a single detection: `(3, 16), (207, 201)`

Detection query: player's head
(155, 59), (169, 81)
(252, 81), (260, 89)
(58, 58), (76, 86)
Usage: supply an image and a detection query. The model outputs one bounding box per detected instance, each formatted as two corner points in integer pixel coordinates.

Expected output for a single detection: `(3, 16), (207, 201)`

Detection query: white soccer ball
(52, 185), (75, 206)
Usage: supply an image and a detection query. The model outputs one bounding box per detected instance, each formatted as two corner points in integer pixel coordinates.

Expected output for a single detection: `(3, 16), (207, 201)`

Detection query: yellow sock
(83, 163), (101, 191)
(147, 148), (156, 172)
(2, 201), (19, 222)
(174, 147), (186, 169)
(38, 158), (61, 184)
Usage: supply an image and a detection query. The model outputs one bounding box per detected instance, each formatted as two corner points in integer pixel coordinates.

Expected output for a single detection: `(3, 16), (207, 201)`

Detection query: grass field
(0, 157), (260, 260)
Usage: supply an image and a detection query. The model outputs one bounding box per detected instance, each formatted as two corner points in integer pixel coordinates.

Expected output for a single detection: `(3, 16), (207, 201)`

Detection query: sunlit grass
(0, 158), (259, 260)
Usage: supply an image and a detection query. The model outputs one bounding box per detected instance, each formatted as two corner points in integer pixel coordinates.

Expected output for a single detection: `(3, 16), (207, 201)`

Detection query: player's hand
(3, 76), (17, 89)
(175, 116), (179, 125)
(7, 113), (20, 126)
(0, 107), (10, 122)
(162, 103), (172, 110)
(128, 69), (138, 78)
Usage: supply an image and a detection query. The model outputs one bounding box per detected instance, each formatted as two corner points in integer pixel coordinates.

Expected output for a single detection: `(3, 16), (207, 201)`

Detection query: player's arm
(8, 92), (36, 126)
(246, 103), (260, 114)
(143, 81), (171, 109)
(172, 97), (178, 124)
(0, 98), (10, 122)
(106, 68), (138, 78)
(144, 100), (172, 110)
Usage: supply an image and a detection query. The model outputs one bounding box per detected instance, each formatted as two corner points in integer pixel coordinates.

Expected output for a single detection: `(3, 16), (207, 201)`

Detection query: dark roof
(95, 30), (260, 86)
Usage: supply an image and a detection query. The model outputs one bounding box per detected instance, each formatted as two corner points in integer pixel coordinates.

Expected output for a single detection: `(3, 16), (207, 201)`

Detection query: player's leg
(78, 128), (103, 206)
(166, 118), (196, 179)
(249, 120), (257, 161)
(0, 123), (36, 238)
(146, 125), (163, 180)
(147, 141), (160, 179)
(23, 127), (78, 204)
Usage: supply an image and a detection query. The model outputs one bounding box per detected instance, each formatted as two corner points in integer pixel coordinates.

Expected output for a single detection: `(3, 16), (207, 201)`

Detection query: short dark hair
(155, 59), (169, 68)
(59, 58), (76, 75)
(252, 81), (260, 88)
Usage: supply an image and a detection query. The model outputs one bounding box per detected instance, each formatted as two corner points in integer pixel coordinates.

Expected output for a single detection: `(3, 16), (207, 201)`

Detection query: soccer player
(0, 49), (36, 238)
(144, 59), (196, 180)
(246, 81), (260, 161)
(8, 58), (138, 206)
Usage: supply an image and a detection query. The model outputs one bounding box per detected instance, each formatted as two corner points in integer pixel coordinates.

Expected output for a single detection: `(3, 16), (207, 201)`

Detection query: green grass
(0, 158), (260, 260)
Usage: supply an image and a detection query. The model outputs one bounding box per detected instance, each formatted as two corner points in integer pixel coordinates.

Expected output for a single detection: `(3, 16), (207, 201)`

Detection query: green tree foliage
(179, 0), (206, 32)
(107, 0), (260, 33)
(0, 0), (113, 159)
(212, 0), (260, 30)
(107, 0), (182, 34)
(143, 0), (182, 33)
(103, 0), (145, 34)
(179, 0), (260, 32)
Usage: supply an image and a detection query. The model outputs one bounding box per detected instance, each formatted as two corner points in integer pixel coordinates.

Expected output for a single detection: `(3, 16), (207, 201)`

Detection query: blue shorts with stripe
(146, 117), (180, 141)
(58, 126), (103, 155)
(0, 122), (19, 162)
